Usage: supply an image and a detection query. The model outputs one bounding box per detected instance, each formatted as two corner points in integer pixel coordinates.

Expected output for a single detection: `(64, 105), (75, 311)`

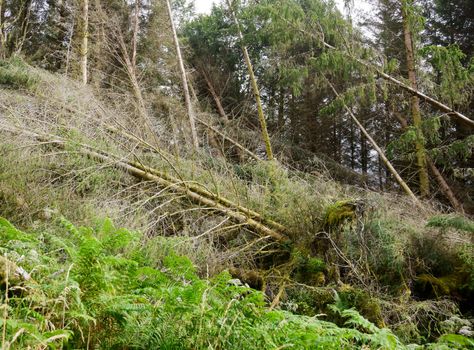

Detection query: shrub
(0, 58), (39, 90)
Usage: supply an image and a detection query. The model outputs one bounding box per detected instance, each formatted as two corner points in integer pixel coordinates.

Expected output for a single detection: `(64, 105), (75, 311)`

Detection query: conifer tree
(401, 0), (430, 197)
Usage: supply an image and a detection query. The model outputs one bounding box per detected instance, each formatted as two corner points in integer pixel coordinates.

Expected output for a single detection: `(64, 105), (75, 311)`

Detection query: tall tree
(225, 0), (274, 160)
(424, 0), (474, 61)
(81, 0), (89, 84)
(166, 0), (199, 149)
(401, 0), (430, 196)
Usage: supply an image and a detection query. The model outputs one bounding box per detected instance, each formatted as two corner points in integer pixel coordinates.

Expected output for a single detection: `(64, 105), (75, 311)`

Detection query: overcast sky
(194, 0), (215, 14)
(193, 0), (373, 16)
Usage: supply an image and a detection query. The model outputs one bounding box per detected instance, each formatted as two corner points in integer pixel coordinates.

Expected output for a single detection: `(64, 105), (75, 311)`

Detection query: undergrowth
(0, 218), (472, 349)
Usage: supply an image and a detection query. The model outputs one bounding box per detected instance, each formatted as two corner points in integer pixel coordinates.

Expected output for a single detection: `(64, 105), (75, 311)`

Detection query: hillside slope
(0, 59), (473, 348)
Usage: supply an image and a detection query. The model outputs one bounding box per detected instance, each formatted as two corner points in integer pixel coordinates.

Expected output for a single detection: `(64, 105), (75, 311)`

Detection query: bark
(64, 16), (75, 76)
(81, 0), (89, 85)
(327, 80), (421, 206)
(41, 118), (281, 233)
(0, 0), (4, 59)
(116, 157), (287, 242)
(15, 0), (32, 55)
(278, 87), (285, 129)
(427, 160), (464, 213)
(402, 0), (430, 197)
(116, 30), (157, 142)
(225, 0), (274, 160)
(131, 0), (140, 70)
(166, 0), (199, 149)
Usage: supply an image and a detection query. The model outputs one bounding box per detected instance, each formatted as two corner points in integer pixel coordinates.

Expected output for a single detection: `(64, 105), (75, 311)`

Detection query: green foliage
(1, 217), (469, 349)
(431, 334), (474, 349)
(329, 294), (401, 349)
(0, 58), (39, 90)
(429, 135), (474, 166)
(427, 215), (474, 233)
(421, 45), (474, 107)
(355, 219), (407, 289)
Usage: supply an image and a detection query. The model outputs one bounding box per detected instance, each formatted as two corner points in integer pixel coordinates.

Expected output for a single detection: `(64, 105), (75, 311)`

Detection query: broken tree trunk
(200, 68), (228, 122)
(126, 160), (287, 233)
(226, 0), (274, 160)
(327, 80), (421, 206)
(102, 124), (274, 225)
(108, 154), (287, 242)
(100, 124), (273, 227)
(0, 0), (4, 60)
(195, 118), (261, 161)
(131, 0), (140, 70)
(116, 29), (157, 143)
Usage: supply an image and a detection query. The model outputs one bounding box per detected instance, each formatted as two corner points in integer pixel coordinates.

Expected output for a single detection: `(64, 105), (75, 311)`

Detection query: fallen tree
(273, 11), (474, 128)
(2, 126), (289, 243)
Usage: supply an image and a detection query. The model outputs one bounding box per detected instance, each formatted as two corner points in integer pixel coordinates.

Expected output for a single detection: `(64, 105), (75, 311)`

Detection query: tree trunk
(361, 131), (368, 175)
(278, 87), (285, 129)
(0, 0), (4, 59)
(350, 119), (355, 170)
(225, 0), (274, 160)
(402, 0), (430, 197)
(15, 0), (32, 55)
(6, 127), (289, 242)
(201, 68), (228, 121)
(116, 29), (158, 143)
(196, 117), (260, 161)
(327, 80), (421, 206)
(64, 16), (75, 76)
(393, 110), (464, 212)
(131, 0), (140, 70)
(81, 0), (89, 85)
(165, 0), (199, 149)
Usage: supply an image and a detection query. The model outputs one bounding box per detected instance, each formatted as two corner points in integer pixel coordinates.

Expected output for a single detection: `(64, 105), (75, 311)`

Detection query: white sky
(194, 0), (215, 14)
(193, 0), (373, 16)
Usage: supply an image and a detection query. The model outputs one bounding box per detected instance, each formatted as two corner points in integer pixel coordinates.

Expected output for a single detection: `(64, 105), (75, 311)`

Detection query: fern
(0, 217), (470, 349)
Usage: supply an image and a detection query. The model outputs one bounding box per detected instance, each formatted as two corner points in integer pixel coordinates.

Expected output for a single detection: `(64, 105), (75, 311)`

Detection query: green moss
(416, 273), (466, 298)
(323, 199), (359, 231)
(292, 250), (327, 285)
